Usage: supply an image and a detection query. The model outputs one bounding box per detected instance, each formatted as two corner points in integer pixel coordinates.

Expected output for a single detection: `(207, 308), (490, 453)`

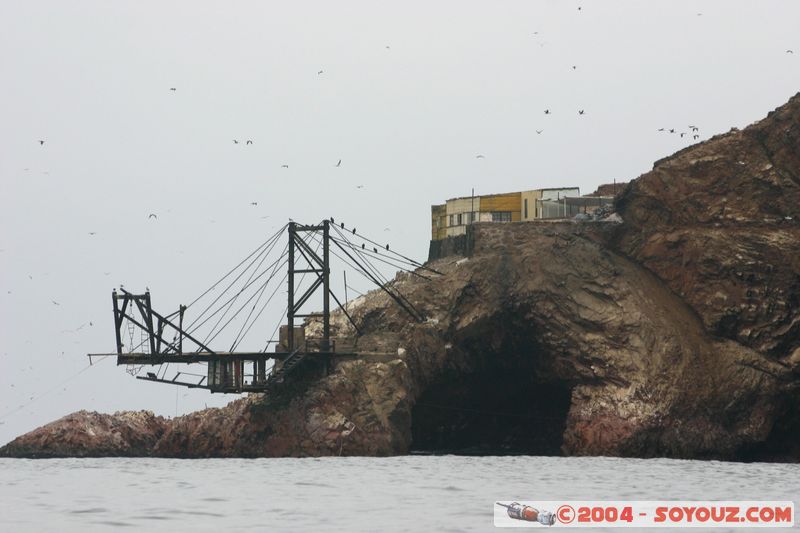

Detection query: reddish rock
(0, 410), (167, 458)
(3, 93), (799, 461)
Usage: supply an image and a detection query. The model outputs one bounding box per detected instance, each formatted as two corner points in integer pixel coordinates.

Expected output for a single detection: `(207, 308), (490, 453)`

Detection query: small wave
(70, 507), (108, 514)
(294, 481), (334, 488)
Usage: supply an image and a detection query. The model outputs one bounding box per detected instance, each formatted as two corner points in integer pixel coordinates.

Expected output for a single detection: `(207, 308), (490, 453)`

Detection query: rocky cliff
(3, 93), (799, 461)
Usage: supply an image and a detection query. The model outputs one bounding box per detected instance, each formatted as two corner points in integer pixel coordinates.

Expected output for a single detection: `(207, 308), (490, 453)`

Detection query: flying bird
(544, 109), (551, 114)
(250, 202), (258, 206)
(475, 154), (485, 159)
(680, 132), (686, 138)
(233, 140), (239, 144)
(318, 70), (324, 75)
(385, 45), (391, 49)
(572, 65), (577, 70)
(148, 213), (158, 219)
(88, 232), (96, 236)
(38, 140), (45, 145)
(281, 164), (289, 168)
(787, 50), (794, 54)
(246, 140), (253, 145)
(169, 87), (176, 91)
(51, 300), (60, 306)
(669, 129), (675, 134)
(578, 109), (585, 115)
(693, 134), (699, 140)
(335, 159), (342, 167)
(356, 185), (364, 189)
(658, 128), (665, 132)
(689, 125), (699, 131)
(536, 130), (543, 134)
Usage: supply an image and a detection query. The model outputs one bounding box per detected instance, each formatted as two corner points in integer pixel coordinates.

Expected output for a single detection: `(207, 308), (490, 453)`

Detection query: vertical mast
(287, 221), (295, 351)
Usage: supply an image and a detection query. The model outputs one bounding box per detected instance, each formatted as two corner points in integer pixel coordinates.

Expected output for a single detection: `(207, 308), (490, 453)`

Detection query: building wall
(480, 192), (522, 221)
(521, 190), (543, 221)
(523, 188), (581, 219)
(536, 196), (613, 219)
(431, 204), (447, 240)
(445, 197), (481, 237)
(540, 187), (580, 201)
(432, 187), (584, 240)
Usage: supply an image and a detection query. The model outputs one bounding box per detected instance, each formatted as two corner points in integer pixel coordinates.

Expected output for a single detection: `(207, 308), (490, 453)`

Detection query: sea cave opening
(409, 315), (573, 456)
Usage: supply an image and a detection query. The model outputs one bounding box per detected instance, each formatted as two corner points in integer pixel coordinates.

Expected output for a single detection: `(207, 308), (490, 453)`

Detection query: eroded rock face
(3, 93), (799, 461)
(0, 410), (167, 458)
(614, 94), (800, 357)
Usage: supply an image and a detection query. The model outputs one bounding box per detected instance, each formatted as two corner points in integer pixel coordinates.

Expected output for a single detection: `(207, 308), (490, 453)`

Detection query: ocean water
(0, 456), (797, 532)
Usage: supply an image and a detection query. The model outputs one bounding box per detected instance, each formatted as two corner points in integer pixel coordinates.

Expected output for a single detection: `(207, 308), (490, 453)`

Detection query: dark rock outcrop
(3, 93), (799, 461)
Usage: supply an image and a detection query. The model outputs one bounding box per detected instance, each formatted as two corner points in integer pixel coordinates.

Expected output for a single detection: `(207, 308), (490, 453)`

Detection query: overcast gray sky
(1, 0), (799, 445)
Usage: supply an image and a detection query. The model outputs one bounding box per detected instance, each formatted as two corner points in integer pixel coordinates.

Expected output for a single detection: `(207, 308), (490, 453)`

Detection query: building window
(524, 199), (528, 219)
(449, 214), (454, 226)
(491, 211), (512, 222)
(457, 213), (462, 226)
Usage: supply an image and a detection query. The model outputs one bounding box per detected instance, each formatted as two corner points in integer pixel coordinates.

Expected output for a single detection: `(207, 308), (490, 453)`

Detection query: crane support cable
(185, 251), (289, 338)
(328, 236), (431, 280)
(228, 241), (291, 351)
(329, 236), (425, 322)
(189, 226), (285, 329)
(202, 256), (289, 348)
(330, 218), (442, 275)
(333, 226), (419, 274)
(328, 227), (424, 320)
(199, 237), (290, 346)
(185, 225), (286, 331)
(184, 223), (288, 311)
(331, 225), (393, 286)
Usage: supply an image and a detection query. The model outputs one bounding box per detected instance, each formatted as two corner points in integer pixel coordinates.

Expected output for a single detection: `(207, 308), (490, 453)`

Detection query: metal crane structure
(89, 219), (438, 394)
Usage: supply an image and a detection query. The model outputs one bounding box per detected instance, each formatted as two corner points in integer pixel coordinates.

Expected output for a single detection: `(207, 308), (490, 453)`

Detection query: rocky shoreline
(3, 93), (799, 461)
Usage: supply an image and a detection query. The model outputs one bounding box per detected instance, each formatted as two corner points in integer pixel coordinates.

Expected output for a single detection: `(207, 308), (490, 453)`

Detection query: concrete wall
(521, 190), (543, 221)
(428, 225), (474, 261)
